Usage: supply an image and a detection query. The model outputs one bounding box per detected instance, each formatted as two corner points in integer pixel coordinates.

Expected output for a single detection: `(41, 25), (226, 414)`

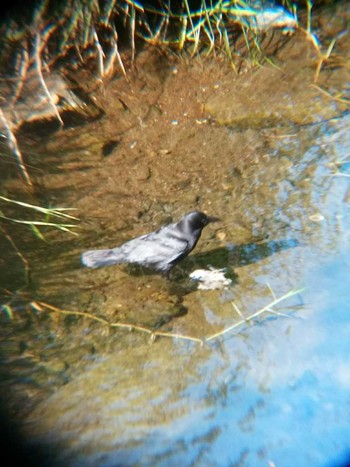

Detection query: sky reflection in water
(135, 115), (350, 466)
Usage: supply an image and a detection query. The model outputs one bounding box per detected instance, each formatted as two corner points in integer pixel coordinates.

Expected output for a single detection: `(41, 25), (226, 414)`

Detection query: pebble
(135, 166), (151, 181)
(309, 213), (325, 222)
(216, 231), (227, 241)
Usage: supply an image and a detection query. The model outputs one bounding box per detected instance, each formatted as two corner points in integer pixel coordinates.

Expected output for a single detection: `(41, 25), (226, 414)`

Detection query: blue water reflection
(148, 117), (350, 466)
(195, 258), (350, 467)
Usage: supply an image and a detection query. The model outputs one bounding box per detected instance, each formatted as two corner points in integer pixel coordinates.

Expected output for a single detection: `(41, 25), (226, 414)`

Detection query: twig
(232, 301), (245, 320)
(101, 0), (117, 26)
(205, 287), (304, 342)
(330, 173), (350, 178)
(267, 281), (276, 301)
(33, 34), (64, 127)
(104, 26), (127, 78)
(311, 84), (350, 105)
(313, 38), (336, 83)
(0, 225), (30, 285)
(0, 108), (32, 186)
(11, 48), (30, 106)
(149, 330), (203, 344)
(35, 300), (203, 343)
(32, 286), (304, 345)
(130, 2), (136, 63)
(34, 301), (110, 325)
(93, 29), (105, 79)
(265, 306), (305, 320)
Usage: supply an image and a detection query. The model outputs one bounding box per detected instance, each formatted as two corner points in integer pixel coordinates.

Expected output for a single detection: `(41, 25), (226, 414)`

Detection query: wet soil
(0, 3), (349, 462)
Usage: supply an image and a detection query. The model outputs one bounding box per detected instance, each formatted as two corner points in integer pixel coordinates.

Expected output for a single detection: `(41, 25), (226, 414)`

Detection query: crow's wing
(118, 225), (191, 269)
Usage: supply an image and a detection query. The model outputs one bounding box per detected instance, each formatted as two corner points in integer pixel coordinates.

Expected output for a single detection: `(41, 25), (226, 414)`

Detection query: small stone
(309, 213), (325, 222)
(135, 166), (151, 181)
(158, 149), (171, 156)
(145, 149), (157, 158)
(216, 231), (226, 241)
(196, 118), (208, 125)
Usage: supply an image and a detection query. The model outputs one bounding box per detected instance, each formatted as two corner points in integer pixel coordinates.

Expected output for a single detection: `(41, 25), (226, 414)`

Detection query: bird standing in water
(81, 211), (219, 276)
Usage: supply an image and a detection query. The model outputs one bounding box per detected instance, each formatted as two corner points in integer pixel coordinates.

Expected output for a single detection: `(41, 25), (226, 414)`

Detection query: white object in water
(190, 268), (232, 290)
(252, 7), (297, 31)
(232, 7), (297, 33)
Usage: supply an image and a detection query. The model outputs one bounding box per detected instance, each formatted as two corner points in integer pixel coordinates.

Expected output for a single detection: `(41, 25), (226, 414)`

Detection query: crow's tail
(81, 248), (126, 268)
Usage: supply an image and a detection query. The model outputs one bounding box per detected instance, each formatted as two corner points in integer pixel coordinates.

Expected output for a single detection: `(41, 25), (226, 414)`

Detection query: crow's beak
(207, 216), (220, 223)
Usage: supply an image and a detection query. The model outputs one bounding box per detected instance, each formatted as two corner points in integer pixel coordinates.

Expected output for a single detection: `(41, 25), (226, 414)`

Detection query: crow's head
(179, 211), (219, 234)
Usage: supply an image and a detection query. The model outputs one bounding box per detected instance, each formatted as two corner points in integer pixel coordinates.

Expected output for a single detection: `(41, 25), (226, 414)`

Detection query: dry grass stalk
(0, 108), (32, 186)
(30, 286), (304, 345)
(0, 225), (30, 285)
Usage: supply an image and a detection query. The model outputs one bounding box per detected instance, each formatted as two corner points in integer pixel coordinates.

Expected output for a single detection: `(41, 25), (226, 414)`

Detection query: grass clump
(0, 195), (79, 239)
(0, 195), (79, 287)
(118, 0), (298, 66)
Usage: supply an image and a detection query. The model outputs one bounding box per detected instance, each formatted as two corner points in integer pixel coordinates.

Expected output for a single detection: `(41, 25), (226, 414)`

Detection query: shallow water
(20, 111), (350, 467)
(1, 4), (350, 466)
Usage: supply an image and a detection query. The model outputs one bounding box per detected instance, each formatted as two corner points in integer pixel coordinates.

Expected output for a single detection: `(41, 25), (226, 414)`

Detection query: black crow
(81, 211), (219, 275)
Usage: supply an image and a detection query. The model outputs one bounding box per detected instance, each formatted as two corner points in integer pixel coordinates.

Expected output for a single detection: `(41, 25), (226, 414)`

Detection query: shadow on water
(45, 237), (299, 329)
(80, 238), (299, 281)
(228, 238), (300, 267)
